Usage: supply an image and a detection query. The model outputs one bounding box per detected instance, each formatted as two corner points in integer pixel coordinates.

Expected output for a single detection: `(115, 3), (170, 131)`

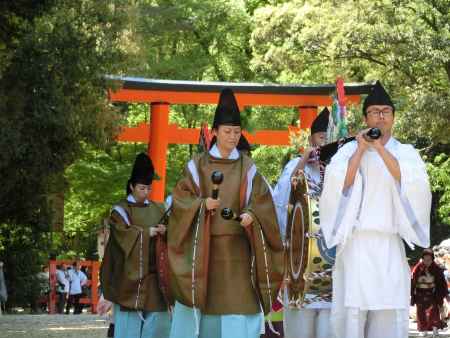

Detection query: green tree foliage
(250, 0), (450, 145)
(0, 221), (50, 310)
(0, 0), (131, 224)
(134, 0), (253, 82)
(428, 154), (450, 226)
(0, 0), (133, 308)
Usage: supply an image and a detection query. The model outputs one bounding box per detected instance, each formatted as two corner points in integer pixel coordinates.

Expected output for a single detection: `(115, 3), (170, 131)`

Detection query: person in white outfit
(319, 81), (431, 338)
(56, 264), (69, 314)
(273, 107), (334, 338)
(66, 261), (87, 314)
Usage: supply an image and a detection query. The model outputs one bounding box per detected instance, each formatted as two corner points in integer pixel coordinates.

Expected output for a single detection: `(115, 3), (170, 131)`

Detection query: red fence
(48, 260), (100, 314)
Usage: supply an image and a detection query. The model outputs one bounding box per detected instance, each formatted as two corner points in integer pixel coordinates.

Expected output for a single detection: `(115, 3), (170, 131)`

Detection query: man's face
(213, 125), (242, 152)
(364, 105), (394, 135)
(130, 183), (150, 203)
(310, 132), (327, 147)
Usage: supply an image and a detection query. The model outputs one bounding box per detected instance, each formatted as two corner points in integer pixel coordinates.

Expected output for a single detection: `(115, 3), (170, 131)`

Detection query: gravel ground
(1, 313), (450, 337)
(0, 314), (109, 338)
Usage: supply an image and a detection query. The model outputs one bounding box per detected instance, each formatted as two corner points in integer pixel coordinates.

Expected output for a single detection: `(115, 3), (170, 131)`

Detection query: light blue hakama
(169, 301), (262, 338)
(113, 304), (171, 338)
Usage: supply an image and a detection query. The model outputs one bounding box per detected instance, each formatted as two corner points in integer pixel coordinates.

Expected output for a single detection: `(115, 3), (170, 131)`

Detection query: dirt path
(1, 314), (450, 337)
(0, 314), (109, 338)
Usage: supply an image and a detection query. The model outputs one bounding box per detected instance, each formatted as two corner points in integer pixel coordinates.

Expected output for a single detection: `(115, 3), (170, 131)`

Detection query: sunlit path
(0, 314), (108, 338)
(1, 314), (450, 338)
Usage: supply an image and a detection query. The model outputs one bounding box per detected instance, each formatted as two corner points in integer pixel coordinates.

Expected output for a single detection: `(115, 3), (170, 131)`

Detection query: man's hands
(343, 128), (400, 188)
(355, 129), (372, 153)
(205, 197), (220, 211)
(239, 213), (254, 227)
(303, 147), (316, 160)
(356, 128), (385, 153)
(206, 197), (253, 227)
(97, 298), (112, 315)
(150, 224), (166, 237)
(370, 137), (385, 153)
(296, 147), (316, 173)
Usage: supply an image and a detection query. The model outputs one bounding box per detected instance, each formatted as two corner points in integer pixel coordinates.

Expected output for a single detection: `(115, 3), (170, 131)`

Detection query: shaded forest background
(0, 0), (449, 308)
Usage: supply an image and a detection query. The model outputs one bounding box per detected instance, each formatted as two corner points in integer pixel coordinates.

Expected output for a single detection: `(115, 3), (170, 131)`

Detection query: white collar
(209, 144), (240, 160)
(127, 194), (149, 205)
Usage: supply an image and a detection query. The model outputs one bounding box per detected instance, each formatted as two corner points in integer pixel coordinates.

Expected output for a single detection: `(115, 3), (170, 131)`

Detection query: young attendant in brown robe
(411, 249), (448, 337)
(168, 88), (284, 338)
(99, 153), (170, 338)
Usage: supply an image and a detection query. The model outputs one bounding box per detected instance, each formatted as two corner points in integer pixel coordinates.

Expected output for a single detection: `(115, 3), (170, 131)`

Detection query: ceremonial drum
(284, 169), (336, 308)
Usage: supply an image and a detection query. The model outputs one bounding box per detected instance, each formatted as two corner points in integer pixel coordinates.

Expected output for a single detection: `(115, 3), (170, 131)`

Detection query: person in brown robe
(99, 153), (171, 338)
(168, 88), (284, 338)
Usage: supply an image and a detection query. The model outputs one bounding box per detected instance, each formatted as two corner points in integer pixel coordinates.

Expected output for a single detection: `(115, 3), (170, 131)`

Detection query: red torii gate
(108, 77), (374, 202)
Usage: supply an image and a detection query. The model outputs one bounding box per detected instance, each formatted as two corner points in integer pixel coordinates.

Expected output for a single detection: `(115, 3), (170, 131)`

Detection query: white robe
(319, 137), (431, 338)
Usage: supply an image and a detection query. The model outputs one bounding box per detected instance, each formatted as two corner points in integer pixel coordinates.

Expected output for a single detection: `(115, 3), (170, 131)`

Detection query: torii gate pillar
(148, 102), (169, 202)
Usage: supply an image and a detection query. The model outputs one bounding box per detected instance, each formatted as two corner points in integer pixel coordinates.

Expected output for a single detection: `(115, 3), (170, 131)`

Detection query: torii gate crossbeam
(108, 77), (374, 201)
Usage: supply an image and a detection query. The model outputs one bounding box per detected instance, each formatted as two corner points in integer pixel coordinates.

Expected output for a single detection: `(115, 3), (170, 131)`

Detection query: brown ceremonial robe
(168, 151), (284, 315)
(100, 199), (168, 312)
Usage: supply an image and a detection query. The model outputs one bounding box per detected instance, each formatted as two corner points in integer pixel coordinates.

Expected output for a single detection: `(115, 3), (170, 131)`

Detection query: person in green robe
(99, 153), (171, 338)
